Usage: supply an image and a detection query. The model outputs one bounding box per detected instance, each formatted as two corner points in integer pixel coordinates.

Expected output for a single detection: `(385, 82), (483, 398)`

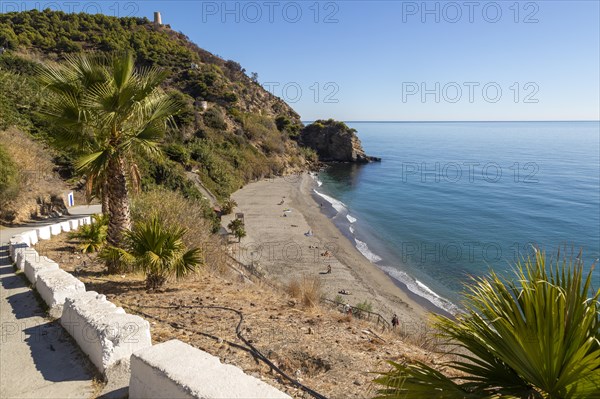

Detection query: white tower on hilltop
(153, 12), (162, 26)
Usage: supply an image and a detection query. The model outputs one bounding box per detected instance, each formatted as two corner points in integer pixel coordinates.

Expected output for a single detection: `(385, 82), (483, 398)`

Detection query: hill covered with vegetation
(0, 9), (316, 224)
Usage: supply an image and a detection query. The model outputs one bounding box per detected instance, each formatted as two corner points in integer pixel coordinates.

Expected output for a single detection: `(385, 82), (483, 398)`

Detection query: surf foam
(313, 190), (347, 213)
(379, 266), (459, 315)
(355, 238), (383, 263)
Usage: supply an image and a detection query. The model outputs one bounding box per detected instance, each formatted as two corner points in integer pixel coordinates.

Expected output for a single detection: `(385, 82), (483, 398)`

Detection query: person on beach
(343, 303), (351, 315)
(391, 314), (399, 329)
(326, 264), (332, 274)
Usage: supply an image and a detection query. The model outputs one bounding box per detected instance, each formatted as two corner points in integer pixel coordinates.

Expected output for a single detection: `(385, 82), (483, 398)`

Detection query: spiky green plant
(69, 214), (108, 253)
(373, 250), (600, 399)
(103, 216), (203, 289)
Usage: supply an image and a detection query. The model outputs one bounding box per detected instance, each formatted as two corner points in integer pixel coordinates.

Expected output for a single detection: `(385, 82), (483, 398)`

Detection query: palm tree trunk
(106, 156), (132, 273)
(101, 179), (109, 215)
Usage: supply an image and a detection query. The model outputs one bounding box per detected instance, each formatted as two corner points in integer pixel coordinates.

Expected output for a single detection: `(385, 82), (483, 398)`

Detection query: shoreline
(225, 173), (431, 327)
(310, 183), (458, 318)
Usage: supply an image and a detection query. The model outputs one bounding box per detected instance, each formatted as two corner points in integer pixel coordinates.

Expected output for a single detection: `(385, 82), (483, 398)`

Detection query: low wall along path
(4, 212), (292, 398)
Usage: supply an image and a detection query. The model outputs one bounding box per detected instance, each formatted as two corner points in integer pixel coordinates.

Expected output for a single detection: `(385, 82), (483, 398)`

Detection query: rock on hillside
(300, 119), (381, 163)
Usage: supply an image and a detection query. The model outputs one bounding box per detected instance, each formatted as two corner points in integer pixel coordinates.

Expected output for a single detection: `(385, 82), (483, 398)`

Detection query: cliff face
(300, 120), (380, 163)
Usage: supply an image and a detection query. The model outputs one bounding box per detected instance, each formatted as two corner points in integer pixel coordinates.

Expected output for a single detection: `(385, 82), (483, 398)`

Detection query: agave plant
(103, 216), (203, 289)
(69, 214), (108, 253)
(373, 250), (600, 399)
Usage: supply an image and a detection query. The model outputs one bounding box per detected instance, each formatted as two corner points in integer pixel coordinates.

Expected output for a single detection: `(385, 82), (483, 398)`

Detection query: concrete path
(1, 205), (101, 398)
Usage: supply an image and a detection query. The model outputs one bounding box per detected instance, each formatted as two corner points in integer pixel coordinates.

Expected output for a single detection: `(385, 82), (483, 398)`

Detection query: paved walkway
(1, 206), (100, 399)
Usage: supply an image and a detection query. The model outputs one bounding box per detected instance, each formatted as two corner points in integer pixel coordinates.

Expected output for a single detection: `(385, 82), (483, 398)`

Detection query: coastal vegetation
(373, 250), (600, 399)
(69, 214), (108, 253)
(38, 52), (181, 273)
(4, 9), (597, 399)
(0, 9), (310, 206)
(287, 276), (323, 308)
(103, 216), (203, 289)
(0, 144), (20, 207)
(227, 218), (246, 242)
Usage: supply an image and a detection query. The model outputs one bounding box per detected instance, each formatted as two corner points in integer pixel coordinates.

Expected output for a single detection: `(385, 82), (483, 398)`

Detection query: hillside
(0, 9), (316, 214)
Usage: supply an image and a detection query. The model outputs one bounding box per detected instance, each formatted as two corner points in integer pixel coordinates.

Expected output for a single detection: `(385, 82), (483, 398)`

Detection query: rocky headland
(300, 119), (381, 163)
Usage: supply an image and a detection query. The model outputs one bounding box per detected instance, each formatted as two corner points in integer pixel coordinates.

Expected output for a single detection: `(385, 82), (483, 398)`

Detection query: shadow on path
(0, 246), (97, 386)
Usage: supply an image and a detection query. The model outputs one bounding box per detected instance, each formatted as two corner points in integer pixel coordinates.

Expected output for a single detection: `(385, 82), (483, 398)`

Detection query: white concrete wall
(9, 236), (28, 260)
(69, 219), (80, 230)
(80, 216), (92, 225)
(50, 223), (62, 236)
(37, 225), (52, 240)
(15, 247), (39, 271)
(129, 340), (291, 399)
(61, 291), (152, 375)
(22, 230), (38, 246)
(24, 256), (59, 285)
(36, 269), (86, 318)
(60, 221), (72, 232)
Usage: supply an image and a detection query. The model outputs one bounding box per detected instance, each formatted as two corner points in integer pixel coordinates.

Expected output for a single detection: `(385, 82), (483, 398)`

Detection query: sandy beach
(224, 173), (429, 326)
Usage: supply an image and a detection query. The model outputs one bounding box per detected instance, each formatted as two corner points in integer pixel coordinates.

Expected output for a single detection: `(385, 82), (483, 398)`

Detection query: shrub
(221, 91), (238, 103)
(163, 143), (190, 164)
(355, 300), (373, 315)
(105, 216), (203, 289)
(227, 218), (246, 242)
(299, 146), (319, 163)
(275, 115), (291, 132)
(0, 144), (20, 207)
(203, 107), (227, 130)
(131, 188), (218, 247)
(287, 276), (322, 308)
(69, 214), (108, 253)
(221, 198), (237, 215)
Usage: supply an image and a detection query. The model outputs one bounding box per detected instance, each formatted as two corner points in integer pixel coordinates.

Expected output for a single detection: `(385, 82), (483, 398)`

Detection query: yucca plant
(69, 214), (108, 253)
(103, 216), (203, 289)
(373, 250), (600, 399)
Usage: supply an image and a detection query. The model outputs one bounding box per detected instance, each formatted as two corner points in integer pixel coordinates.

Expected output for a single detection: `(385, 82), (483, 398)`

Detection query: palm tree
(228, 218), (246, 242)
(373, 250), (600, 399)
(107, 216), (203, 289)
(39, 53), (180, 272)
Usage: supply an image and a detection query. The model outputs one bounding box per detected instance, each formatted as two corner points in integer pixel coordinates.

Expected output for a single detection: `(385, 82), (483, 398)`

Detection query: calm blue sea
(313, 121), (600, 313)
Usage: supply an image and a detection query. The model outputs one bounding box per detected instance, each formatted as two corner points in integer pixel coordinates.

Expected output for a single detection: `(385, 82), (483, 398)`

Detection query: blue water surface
(315, 121), (600, 311)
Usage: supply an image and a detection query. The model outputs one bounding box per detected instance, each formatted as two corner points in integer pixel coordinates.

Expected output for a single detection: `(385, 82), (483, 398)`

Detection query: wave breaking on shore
(313, 181), (459, 315)
(379, 266), (460, 315)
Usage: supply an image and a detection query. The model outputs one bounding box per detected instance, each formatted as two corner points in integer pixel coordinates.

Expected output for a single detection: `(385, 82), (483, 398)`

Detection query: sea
(311, 121), (600, 314)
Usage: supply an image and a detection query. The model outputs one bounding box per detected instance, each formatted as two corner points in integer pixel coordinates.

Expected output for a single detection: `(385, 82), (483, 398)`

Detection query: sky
(8, 1), (600, 121)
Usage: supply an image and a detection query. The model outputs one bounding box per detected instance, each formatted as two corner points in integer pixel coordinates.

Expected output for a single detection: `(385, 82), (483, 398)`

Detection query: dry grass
(0, 127), (71, 223)
(287, 275), (323, 308)
(41, 232), (463, 399)
(131, 189), (229, 274)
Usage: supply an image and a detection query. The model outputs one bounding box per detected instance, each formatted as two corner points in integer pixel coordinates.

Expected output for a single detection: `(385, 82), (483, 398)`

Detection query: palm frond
(76, 149), (112, 177)
(373, 250), (600, 399)
(69, 214), (108, 253)
(120, 216), (203, 288)
(372, 361), (477, 399)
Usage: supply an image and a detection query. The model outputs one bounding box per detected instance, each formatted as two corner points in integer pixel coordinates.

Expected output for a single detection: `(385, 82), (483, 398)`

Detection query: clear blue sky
(15, 1), (600, 121)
